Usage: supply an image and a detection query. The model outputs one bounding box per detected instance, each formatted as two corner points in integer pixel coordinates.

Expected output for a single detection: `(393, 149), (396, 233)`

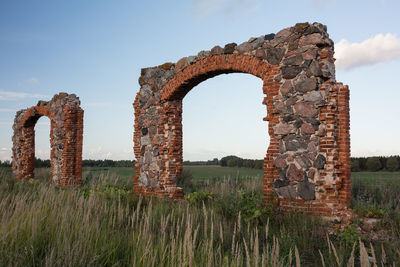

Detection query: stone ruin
(12, 93), (84, 186)
(134, 22), (351, 217)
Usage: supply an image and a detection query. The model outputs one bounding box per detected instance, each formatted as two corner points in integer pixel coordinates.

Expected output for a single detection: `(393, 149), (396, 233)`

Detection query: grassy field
(1, 166), (400, 266)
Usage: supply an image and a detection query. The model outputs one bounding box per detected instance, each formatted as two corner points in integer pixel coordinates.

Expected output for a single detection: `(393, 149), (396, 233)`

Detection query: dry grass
(0, 169), (399, 266)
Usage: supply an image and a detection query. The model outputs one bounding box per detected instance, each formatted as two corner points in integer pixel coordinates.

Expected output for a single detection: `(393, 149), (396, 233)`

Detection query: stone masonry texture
(12, 92), (84, 186)
(133, 22), (351, 218)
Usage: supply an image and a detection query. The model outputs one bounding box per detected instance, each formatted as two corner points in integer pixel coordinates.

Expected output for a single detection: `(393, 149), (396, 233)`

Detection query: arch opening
(180, 73), (267, 193)
(34, 116), (52, 180)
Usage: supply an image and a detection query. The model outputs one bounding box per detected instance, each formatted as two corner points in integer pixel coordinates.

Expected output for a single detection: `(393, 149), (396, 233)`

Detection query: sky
(0, 0), (399, 161)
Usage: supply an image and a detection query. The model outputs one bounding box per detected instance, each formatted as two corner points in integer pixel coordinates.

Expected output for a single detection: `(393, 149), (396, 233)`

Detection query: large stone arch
(134, 22), (351, 217)
(12, 92), (84, 186)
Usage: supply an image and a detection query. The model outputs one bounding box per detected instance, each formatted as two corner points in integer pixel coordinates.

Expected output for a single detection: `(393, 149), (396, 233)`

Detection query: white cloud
(193, 0), (259, 18)
(335, 33), (400, 70)
(16, 77), (40, 87)
(0, 90), (48, 101)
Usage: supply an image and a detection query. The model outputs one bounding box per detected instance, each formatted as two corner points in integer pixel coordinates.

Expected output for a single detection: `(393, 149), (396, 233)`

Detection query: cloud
(16, 77), (40, 87)
(193, 0), (259, 18)
(335, 33), (400, 70)
(0, 91), (48, 101)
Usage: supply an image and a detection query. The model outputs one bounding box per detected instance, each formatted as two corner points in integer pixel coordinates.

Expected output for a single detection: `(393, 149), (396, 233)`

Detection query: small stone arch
(12, 92), (84, 186)
(134, 22), (351, 217)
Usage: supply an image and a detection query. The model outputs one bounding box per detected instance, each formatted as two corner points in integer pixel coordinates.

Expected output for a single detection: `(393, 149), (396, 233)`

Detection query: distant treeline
(34, 158), (134, 168)
(0, 160), (11, 167)
(351, 156), (400, 172)
(184, 155), (264, 169)
(184, 155), (400, 172)
(2, 156), (400, 172)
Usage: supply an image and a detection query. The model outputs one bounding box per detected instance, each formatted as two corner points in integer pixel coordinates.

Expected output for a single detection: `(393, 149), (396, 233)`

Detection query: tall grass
(0, 168), (399, 266)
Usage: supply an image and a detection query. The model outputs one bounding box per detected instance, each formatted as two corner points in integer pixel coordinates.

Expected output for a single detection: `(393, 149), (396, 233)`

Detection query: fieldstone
(294, 22), (310, 33)
(279, 140), (286, 153)
(141, 135), (151, 146)
(300, 122), (315, 135)
(304, 118), (321, 130)
(274, 123), (296, 135)
(148, 126), (157, 135)
(211, 45), (224, 55)
(224, 43), (237, 54)
(187, 56), (197, 64)
(275, 27), (291, 39)
(321, 61), (335, 79)
(141, 127), (148, 135)
(175, 57), (189, 72)
(197, 50), (211, 59)
(280, 81), (293, 95)
(308, 168), (316, 180)
(307, 141), (318, 153)
(298, 181), (315, 200)
(274, 179), (289, 188)
(306, 60), (323, 77)
(303, 48), (318, 60)
(287, 164), (304, 182)
(316, 124), (326, 136)
(283, 114), (299, 123)
(299, 33), (327, 47)
(277, 185), (298, 199)
(237, 42), (252, 53)
(153, 148), (159, 156)
(144, 150), (152, 165)
(295, 154), (312, 169)
(283, 54), (303, 66)
(314, 154), (326, 169)
(266, 47), (286, 65)
(304, 91), (323, 104)
(251, 37), (264, 49)
(304, 25), (322, 35)
(279, 166), (288, 179)
(281, 66), (302, 79)
(294, 102), (318, 118)
(138, 173), (149, 186)
(264, 33), (275, 40)
(285, 97), (297, 106)
(274, 155), (287, 168)
(255, 48), (266, 59)
(293, 77), (317, 93)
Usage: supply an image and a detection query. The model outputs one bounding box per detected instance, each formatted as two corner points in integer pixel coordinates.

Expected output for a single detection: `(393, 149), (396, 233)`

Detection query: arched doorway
(12, 93), (84, 186)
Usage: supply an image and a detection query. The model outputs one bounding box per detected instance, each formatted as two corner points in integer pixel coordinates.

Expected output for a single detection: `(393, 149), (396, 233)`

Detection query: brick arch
(157, 54), (280, 202)
(134, 22), (351, 218)
(12, 93), (84, 186)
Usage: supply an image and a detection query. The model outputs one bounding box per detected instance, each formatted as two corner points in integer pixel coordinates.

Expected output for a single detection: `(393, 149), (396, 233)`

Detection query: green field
(1, 166), (400, 265)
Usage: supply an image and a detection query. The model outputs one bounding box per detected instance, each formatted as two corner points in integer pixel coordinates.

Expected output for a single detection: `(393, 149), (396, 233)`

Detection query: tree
(351, 159), (360, 172)
(386, 156), (399, 171)
(366, 157), (382, 172)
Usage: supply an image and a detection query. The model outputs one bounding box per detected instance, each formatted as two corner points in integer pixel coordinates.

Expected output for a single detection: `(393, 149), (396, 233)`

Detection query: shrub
(365, 157), (382, 172)
(386, 156), (399, 171)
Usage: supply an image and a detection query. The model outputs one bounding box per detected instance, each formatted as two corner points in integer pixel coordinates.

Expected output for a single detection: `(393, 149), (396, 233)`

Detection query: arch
(12, 93), (84, 186)
(133, 22), (351, 218)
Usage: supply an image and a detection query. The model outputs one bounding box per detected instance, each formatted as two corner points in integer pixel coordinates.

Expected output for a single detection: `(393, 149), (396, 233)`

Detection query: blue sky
(0, 0), (399, 161)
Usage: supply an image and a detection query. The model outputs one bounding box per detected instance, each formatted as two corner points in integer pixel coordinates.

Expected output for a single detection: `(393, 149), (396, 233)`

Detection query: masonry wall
(12, 93), (84, 186)
(134, 22), (351, 218)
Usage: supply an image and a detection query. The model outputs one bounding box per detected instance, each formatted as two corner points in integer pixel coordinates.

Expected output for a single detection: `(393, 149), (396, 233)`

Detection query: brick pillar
(338, 84), (351, 206)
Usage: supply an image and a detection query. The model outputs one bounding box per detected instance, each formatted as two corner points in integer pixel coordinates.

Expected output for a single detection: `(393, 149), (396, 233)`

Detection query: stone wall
(134, 22), (351, 218)
(12, 92), (84, 186)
